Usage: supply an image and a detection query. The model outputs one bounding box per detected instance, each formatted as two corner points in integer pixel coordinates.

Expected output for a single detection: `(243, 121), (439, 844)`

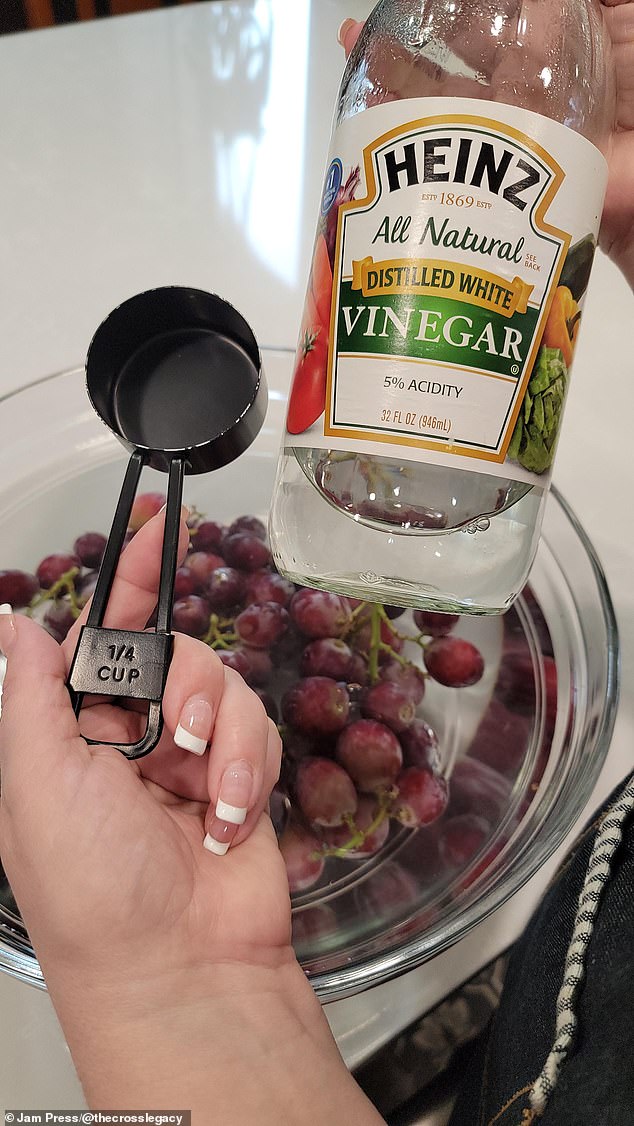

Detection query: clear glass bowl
(0, 358), (619, 1001)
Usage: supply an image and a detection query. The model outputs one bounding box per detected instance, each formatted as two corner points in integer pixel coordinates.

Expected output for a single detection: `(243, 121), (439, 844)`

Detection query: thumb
(0, 606), (83, 796)
(337, 18), (363, 59)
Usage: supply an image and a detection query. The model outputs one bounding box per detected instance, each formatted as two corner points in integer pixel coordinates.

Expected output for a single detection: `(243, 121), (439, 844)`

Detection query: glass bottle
(269, 0), (615, 613)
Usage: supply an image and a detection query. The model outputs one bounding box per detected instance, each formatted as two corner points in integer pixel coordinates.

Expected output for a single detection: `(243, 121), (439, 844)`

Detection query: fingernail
(337, 17), (355, 46)
(0, 604), (16, 655)
(215, 759), (254, 824)
(204, 821), (237, 856)
(174, 697), (213, 756)
(159, 503), (190, 519)
(203, 760), (254, 856)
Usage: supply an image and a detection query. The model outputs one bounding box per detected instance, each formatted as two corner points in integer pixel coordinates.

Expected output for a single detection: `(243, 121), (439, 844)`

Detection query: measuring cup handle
(74, 700), (164, 760)
(67, 456), (185, 759)
(68, 626), (174, 758)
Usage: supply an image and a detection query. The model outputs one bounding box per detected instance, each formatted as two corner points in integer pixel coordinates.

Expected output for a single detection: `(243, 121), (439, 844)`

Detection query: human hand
(0, 509), (383, 1123)
(0, 508), (290, 998)
(338, 8), (634, 290)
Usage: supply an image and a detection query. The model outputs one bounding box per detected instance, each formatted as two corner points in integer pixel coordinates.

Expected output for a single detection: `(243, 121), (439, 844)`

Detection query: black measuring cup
(67, 286), (267, 759)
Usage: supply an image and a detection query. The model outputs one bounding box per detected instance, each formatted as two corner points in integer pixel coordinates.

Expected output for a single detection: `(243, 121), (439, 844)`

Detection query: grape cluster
(1, 493), (555, 915)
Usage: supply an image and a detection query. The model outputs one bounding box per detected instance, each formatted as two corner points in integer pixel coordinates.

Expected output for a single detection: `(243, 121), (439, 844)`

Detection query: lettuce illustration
(507, 347), (567, 474)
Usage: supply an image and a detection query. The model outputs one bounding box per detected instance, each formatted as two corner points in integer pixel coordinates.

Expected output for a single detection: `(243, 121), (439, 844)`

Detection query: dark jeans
(449, 773), (634, 1126)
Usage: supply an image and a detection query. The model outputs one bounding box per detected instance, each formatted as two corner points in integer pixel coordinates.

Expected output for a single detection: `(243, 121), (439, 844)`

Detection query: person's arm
(49, 960), (384, 1123)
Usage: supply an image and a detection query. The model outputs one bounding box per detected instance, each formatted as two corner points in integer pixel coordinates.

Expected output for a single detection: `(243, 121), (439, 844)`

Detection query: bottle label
(285, 98), (607, 484)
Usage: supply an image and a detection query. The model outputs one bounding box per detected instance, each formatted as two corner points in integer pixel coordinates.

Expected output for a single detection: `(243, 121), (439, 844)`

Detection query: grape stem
(202, 613), (238, 649)
(367, 603), (382, 684)
(317, 788), (395, 859)
(27, 567), (82, 619)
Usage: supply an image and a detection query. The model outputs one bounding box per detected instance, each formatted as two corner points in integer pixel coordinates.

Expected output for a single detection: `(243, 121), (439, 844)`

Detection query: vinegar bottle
(269, 0), (615, 613)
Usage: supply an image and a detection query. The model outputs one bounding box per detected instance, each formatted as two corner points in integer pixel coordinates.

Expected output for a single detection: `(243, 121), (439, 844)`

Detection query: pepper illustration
(541, 285), (580, 369)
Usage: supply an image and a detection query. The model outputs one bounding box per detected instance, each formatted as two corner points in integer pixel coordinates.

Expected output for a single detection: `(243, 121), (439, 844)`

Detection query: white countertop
(1, 0), (633, 1104)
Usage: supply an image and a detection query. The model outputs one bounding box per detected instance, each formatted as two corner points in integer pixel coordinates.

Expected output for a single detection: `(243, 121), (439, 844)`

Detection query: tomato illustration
(310, 234), (333, 326)
(286, 329), (329, 435)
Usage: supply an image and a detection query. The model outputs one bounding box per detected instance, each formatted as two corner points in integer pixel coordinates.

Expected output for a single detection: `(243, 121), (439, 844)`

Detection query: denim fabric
(448, 774), (634, 1126)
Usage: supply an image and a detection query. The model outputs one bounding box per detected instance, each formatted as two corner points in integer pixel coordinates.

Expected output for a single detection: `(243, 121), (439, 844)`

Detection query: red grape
(393, 766), (448, 827)
(240, 646), (273, 686)
(192, 520), (225, 551)
(282, 677), (350, 735)
(217, 649), (252, 679)
(228, 514), (267, 540)
(222, 532), (271, 571)
(383, 604), (406, 620)
(335, 719), (402, 793)
(205, 566), (246, 611)
(282, 728), (335, 763)
(295, 757), (357, 826)
(0, 569), (39, 608)
(437, 814), (490, 870)
(321, 795), (390, 857)
(279, 822), (325, 892)
(76, 569), (98, 608)
(73, 532), (107, 569)
(290, 589), (352, 639)
(128, 491), (165, 531)
(361, 681), (416, 734)
(425, 636), (484, 687)
(174, 565), (197, 599)
(300, 638), (354, 681)
(379, 657), (425, 704)
(270, 625), (304, 668)
(413, 609), (460, 637)
(246, 570), (295, 607)
(43, 599), (76, 641)
(36, 552), (81, 589)
(186, 551), (225, 590)
(399, 718), (440, 772)
(353, 617), (405, 656)
(252, 687), (278, 722)
(235, 602), (289, 649)
(348, 653), (369, 685)
(172, 595), (210, 637)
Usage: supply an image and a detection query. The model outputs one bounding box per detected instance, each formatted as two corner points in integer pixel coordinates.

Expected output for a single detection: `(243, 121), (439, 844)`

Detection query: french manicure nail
(174, 697), (213, 755)
(0, 604), (16, 655)
(202, 761), (255, 856)
(215, 759), (254, 824)
(204, 819), (238, 856)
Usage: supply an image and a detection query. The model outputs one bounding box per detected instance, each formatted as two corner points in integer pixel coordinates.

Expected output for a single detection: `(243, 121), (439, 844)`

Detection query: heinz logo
(381, 133), (543, 211)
